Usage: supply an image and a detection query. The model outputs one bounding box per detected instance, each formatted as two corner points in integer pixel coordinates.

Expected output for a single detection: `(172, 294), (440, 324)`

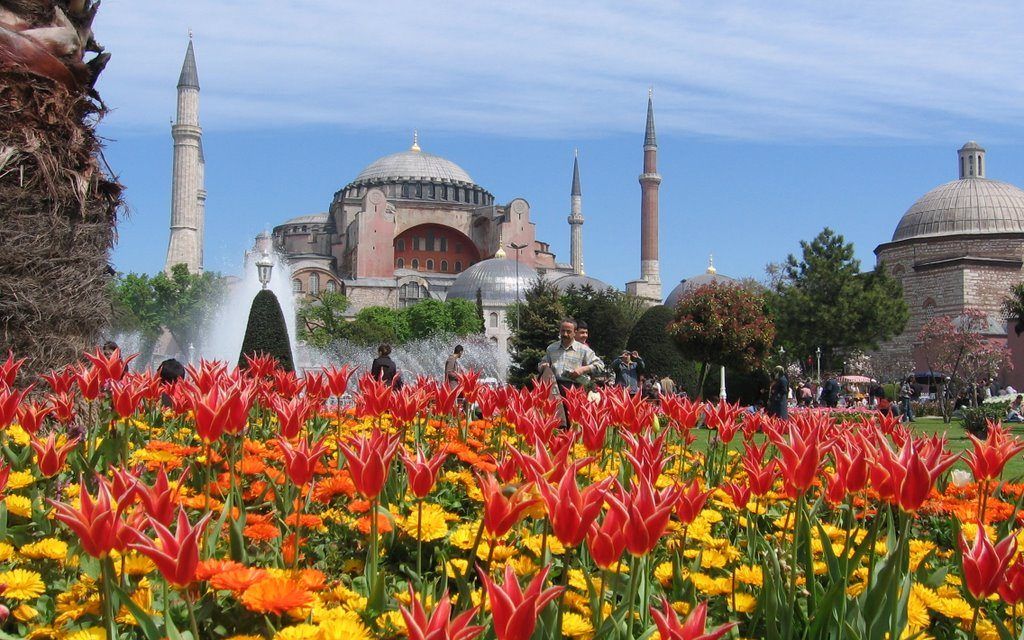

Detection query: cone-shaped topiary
(238, 289), (294, 371)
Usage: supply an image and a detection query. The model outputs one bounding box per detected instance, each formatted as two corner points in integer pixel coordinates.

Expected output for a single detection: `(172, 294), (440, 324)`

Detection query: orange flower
(294, 568), (327, 591)
(243, 523), (280, 541)
(210, 567), (267, 593)
(355, 513), (393, 535)
(284, 513), (323, 529)
(312, 473), (356, 503)
(195, 558), (244, 582)
(241, 577), (313, 615)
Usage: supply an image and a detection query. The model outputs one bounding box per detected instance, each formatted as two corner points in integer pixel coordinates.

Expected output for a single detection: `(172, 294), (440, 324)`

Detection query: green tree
(405, 299), (454, 339)
(348, 306), (410, 346)
(561, 286), (646, 360)
(238, 290), (294, 371)
(1002, 282), (1024, 336)
(446, 298), (485, 336)
(110, 265), (226, 360)
(296, 291), (351, 348)
(627, 305), (688, 382)
(669, 282), (775, 398)
(508, 279), (565, 386)
(770, 228), (908, 373)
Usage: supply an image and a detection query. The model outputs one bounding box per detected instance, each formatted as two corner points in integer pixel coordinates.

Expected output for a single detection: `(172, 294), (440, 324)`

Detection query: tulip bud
(0, 604), (10, 625)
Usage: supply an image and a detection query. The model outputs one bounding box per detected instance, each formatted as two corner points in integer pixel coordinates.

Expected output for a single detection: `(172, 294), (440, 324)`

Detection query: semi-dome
(548, 272), (613, 292)
(447, 258), (538, 306)
(664, 257), (735, 309)
(352, 133), (474, 185)
(891, 142), (1024, 242)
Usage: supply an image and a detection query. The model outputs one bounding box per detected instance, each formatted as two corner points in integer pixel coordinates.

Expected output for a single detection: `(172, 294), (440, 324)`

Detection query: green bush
(960, 404), (1004, 438)
(626, 305), (688, 382)
(238, 289), (294, 371)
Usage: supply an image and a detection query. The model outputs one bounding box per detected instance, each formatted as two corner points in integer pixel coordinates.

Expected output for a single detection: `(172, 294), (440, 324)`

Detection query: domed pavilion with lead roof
(875, 142), (1024, 374)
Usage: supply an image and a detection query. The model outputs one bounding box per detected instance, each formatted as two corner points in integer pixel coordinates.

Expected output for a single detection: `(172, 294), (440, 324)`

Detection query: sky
(95, 1), (1024, 290)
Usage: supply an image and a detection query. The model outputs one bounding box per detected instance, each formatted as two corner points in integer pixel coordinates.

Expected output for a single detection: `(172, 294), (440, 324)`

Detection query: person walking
(444, 345), (464, 385)
(610, 350), (644, 392)
(820, 373), (841, 408)
(768, 366), (789, 419)
(899, 375), (916, 423)
(371, 343), (402, 389)
(660, 374), (676, 395)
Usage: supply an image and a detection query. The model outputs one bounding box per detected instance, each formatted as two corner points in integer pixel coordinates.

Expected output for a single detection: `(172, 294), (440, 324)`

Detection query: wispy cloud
(95, 0), (1024, 140)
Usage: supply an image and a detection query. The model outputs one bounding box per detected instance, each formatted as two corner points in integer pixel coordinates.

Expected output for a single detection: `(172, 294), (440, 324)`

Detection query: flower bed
(0, 349), (1021, 639)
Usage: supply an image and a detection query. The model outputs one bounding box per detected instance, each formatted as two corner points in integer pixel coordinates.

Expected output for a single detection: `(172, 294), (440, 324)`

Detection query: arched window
(309, 273), (320, 295)
(292, 278), (302, 293)
(979, 156), (983, 175)
(396, 239), (405, 251)
(326, 280), (336, 293)
(454, 261), (462, 272)
(396, 258), (405, 269)
(399, 282), (429, 308)
(440, 260), (448, 272)
(923, 297), (937, 309)
(489, 312), (498, 328)
(426, 259), (434, 271)
(411, 258), (419, 270)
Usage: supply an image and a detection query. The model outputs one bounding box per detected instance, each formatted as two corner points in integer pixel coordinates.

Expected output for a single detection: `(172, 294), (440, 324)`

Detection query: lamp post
(508, 242), (527, 332)
(779, 345), (786, 365)
(256, 252), (273, 290)
(816, 346), (822, 383)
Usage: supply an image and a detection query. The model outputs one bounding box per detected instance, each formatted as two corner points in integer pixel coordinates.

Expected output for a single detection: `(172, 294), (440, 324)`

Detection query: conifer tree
(238, 290), (294, 371)
(507, 279), (564, 386)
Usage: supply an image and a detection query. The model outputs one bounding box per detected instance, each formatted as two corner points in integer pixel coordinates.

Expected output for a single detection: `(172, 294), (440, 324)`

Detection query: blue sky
(96, 1), (1024, 290)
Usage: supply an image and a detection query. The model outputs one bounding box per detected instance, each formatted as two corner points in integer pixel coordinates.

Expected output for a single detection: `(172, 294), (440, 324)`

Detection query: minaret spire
(568, 149), (584, 275)
(165, 37), (204, 274)
(627, 89), (662, 302)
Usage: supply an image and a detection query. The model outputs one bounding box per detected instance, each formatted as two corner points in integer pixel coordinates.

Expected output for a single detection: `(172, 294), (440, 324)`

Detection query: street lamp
(779, 345), (786, 364)
(256, 252), (273, 290)
(816, 346), (822, 383)
(508, 242), (528, 332)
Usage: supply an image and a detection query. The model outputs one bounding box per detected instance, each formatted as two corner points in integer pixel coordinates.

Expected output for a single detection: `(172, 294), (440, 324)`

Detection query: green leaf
(111, 581), (164, 640)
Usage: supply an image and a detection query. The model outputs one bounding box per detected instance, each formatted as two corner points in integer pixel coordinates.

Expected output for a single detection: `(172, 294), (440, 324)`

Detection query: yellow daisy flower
(6, 494), (32, 518)
(20, 538), (68, 561)
(0, 568), (46, 600)
(318, 610), (372, 640)
(562, 611), (594, 638)
(273, 623), (320, 640)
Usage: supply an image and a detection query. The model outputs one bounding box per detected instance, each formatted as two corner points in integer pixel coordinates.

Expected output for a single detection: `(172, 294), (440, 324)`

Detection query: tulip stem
(100, 555), (118, 640)
(416, 498), (424, 609)
(184, 587), (201, 640)
(368, 496), (379, 607)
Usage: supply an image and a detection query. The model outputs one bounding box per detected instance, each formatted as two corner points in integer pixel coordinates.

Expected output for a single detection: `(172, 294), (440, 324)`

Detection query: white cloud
(94, 0), (1024, 140)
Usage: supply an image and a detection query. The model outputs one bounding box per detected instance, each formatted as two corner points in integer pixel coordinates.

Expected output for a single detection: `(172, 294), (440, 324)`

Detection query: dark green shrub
(960, 404), (1004, 438)
(238, 290), (294, 371)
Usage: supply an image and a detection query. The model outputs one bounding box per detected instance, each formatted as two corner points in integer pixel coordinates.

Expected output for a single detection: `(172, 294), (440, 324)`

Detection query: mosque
(163, 40), (668, 352)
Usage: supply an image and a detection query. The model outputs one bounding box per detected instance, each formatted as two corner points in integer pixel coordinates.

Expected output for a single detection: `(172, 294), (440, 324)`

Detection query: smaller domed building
(446, 253), (539, 351)
(664, 257), (735, 309)
(875, 142), (1024, 379)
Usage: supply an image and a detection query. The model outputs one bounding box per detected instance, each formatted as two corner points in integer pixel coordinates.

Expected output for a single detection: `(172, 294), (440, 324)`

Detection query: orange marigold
(312, 473), (356, 503)
(355, 513), (393, 535)
(243, 523), (281, 541)
(241, 577), (313, 615)
(210, 567), (267, 593)
(196, 559), (244, 582)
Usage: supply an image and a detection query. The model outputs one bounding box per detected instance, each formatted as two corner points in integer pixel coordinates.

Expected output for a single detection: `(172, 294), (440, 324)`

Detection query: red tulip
(675, 479), (713, 526)
(402, 446), (448, 499)
(355, 375), (392, 418)
(16, 402), (53, 434)
(0, 351), (26, 387)
(74, 365), (103, 402)
(775, 422), (825, 498)
(109, 378), (146, 419)
(0, 385), (31, 430)
(338, 429), (402, 500)
(271, 370), (304, 399)
(49, 478), (130, 558)
(722, 482), (751, 510)
(832, 438), (869, 494)
(224, 381), (257, 436)
(867, 436), (957, 513)
(241, 352), (280, 379)
(0, 463), (11, 496)
(398, 587), (484, 640)
(454, 369), (482, 405)
(650, 599), (738, 640)
(475, 386), (502, 420)
(509, 409), (561, 445)
(323, 364), (357, 398)
(960, 521), (1017, 599)
(586, 493), (629, 569)
(704, 399), (743, 443)
(478, 473), (539, 539)
(49, 392), (76, 425)
(534, 460), (611, 547)
(390, 388), (427, 427)
(128, 508), (213, 587)
(189, 384), (239, 443)
(184, 359), (227, 394)
(604, 388), (659, 434)
(30, 433), (79, 477)
(478, 564), (564, 640)
(134, 467), (182, 526)
(999, 557), (1024, 605)
(301, 371), (331, 405)
(578, 405), (610, 453)
(965, 422), (1024, 482)
(623, 476), (679, 557)
(741, 446), (778, 497)
(622, 431), (671, 485)
(40, 367), (76, 394)
(83, 347), (137, 383)
(660, 394), (703, 431)
(428, 382), (461, 418)
(277, 435), (330, 486)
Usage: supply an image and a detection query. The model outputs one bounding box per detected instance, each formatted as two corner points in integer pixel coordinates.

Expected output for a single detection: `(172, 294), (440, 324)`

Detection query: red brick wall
(394, 224), (480, 274)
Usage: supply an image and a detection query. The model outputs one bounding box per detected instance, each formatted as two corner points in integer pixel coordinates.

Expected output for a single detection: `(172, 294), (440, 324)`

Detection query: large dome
(891, 143), (1024, 242)
(447, 258), (538, 306)
(353, 148), (474, 185)
(548, 272), (613, 292)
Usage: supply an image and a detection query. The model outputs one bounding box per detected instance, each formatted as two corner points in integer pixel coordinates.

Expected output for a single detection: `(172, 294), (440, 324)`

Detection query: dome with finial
(349, 132), (476, 186)
(891, 142), (1024, 242)
(664, 255), (735, 308)
(447, 259), (538, 306)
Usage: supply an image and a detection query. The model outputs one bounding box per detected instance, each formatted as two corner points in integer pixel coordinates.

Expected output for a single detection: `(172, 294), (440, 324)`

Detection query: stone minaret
(568, 149), (584, 275)
(164, 38), (204, 274)
(627, 90), (662, 301)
